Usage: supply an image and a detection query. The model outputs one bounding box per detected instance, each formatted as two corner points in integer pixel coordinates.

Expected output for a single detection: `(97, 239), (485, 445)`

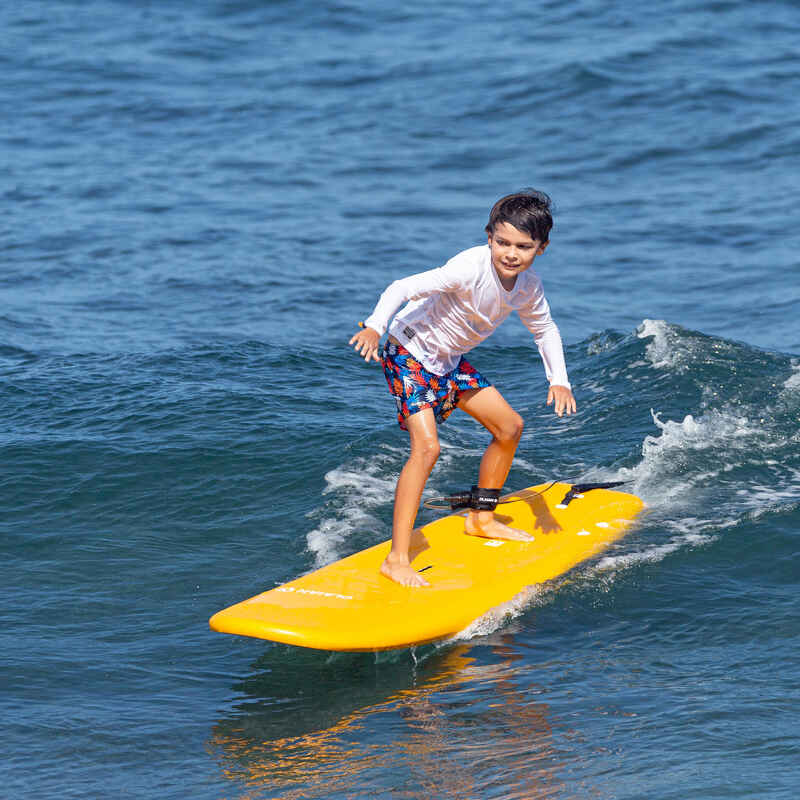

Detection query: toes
(381, 561), (430, 587)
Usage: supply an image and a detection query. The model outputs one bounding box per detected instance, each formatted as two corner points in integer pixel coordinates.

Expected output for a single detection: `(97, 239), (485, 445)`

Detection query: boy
(349, 190), (576, 588)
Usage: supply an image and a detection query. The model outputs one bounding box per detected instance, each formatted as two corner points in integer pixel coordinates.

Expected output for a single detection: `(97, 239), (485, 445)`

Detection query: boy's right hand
(349, 326), (381, 363)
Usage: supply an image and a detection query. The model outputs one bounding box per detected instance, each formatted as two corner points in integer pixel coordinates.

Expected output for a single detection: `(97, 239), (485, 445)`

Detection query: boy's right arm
(349, 325), (381, 363)
(361, 263), (464, 338)
(350, 259), (465, 363)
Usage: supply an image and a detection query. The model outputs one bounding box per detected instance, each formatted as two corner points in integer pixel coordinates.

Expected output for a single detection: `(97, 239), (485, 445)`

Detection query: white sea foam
(305, 442), (464, 566)
(784, 362), (800, 391)
(570, 399), (798, 583)
(447, 583), (557, 644)
(733, 468), (800, 517)
(586, 407), (760, 511)
(594, 532), (713, 574)
(305, 451), (399, 566)
(637, 318), (679, 369)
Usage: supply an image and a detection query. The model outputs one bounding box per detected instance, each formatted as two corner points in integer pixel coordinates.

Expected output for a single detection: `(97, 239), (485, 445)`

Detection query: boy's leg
(457, 386), (533, 541)
(381, 408), (439, 587)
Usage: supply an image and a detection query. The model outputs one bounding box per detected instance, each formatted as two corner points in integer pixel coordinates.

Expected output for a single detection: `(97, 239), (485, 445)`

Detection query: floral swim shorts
(381, 339), (491, 430)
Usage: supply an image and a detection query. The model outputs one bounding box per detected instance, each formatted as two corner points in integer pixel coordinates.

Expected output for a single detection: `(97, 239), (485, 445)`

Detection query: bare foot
(464, 510), (534, 542)
(380, 556), (430, 588)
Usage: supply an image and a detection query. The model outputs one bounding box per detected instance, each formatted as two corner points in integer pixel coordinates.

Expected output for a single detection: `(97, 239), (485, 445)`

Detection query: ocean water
(3, 0), (799, 797)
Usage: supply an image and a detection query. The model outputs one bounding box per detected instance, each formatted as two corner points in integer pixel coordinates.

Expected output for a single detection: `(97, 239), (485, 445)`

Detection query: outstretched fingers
(547, 385), (577, 417)
(349, 327), (381, 362)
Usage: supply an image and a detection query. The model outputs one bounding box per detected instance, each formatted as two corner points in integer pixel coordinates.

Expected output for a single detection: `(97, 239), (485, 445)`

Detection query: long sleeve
(363, 263), (463, 336)
(517, 294), (571, 388)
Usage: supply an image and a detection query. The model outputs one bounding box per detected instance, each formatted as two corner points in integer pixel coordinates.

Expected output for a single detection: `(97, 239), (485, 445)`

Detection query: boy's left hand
(547, 385), (576, 417)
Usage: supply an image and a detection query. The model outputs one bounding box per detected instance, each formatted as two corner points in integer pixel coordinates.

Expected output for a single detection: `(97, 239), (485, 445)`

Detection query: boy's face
(487, 222), (548, 285)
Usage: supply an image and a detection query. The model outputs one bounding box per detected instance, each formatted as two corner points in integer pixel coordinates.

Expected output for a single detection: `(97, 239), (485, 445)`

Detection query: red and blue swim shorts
(381, 339), (491, 430)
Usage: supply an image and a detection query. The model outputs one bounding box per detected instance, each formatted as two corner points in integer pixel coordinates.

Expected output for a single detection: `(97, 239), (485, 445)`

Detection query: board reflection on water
(208, 637), (569, 799)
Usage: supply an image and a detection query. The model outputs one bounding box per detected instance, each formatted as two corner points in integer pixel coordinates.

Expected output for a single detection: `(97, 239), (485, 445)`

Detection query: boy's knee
(412, 437), (440, 467)
(498, 412), (524, 443)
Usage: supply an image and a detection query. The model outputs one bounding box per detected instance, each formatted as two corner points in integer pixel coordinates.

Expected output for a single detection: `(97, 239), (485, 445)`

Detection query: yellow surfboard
(209, 482), (644, 652)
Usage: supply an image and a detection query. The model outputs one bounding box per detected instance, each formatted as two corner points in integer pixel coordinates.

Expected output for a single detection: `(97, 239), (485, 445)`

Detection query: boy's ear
(538, 240), (549, 255)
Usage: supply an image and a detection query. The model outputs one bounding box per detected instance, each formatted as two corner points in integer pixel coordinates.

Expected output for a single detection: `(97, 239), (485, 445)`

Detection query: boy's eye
(496, 238), (532, 249)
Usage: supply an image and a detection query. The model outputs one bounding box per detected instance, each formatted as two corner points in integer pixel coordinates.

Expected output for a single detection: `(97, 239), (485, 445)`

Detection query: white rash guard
(364, 245), (571, 388)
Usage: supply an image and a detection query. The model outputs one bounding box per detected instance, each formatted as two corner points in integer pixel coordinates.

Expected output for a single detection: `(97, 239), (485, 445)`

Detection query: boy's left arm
(547, 384), (576, 417)
(517, 285), (576, 417)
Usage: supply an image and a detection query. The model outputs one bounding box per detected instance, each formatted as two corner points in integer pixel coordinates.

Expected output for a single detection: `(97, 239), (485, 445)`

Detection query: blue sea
(3, 0), (799, 797)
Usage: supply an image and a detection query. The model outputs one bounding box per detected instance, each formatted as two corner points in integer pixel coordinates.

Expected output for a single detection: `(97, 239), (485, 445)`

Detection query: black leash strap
(558, 481), (628, 508)
(424, 486), (500, 511)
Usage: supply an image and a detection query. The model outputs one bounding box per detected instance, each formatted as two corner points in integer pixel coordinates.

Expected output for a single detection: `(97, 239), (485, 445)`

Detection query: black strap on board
(558, 481), (628, 508)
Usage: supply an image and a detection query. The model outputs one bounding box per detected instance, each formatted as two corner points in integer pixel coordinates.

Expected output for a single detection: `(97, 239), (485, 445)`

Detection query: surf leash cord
(423, 480), (629, 511)
(423, 484), (552, 511)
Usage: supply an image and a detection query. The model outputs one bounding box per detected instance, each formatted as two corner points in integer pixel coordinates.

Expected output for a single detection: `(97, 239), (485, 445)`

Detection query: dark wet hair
(485, 189), (553, 243)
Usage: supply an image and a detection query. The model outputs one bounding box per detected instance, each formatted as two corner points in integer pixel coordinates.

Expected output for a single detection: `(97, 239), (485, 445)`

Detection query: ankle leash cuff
(427, 486), (500, 512)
